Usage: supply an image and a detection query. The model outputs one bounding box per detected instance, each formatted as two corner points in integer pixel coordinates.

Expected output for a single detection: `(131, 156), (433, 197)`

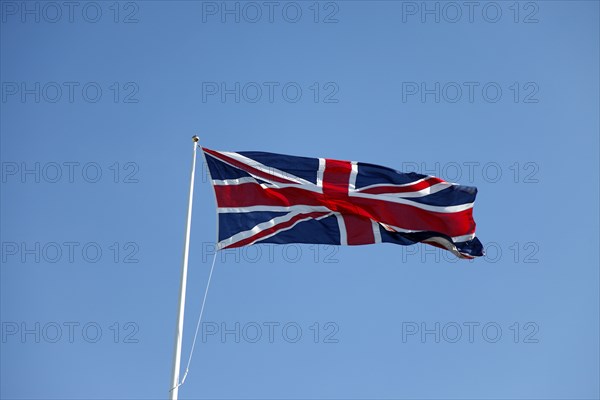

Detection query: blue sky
(1, 1), (599, 399)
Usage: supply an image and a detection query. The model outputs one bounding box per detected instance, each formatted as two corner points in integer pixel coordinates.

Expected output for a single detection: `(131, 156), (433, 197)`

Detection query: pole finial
(192, 135), (199, 143)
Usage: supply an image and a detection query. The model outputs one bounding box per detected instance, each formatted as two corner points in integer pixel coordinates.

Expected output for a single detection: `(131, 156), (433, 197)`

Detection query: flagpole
(170, 135), (200, 400)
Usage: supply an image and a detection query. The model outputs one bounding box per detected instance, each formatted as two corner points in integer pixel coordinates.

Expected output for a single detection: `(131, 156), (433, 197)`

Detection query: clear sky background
(1, 1), (599, 399)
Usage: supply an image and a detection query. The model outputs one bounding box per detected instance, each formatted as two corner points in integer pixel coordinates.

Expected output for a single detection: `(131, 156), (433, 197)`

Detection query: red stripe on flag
(214, 183), (475, 237)
(343, 214), (375, 245)
(322, 159), (352, 196)
(223, 212), (329, 249)
(359, 177), (446, 195)
(214, 184), (323, 208)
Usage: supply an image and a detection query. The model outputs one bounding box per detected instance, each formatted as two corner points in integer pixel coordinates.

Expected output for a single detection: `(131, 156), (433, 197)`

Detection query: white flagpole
(170, 135), (200, 400)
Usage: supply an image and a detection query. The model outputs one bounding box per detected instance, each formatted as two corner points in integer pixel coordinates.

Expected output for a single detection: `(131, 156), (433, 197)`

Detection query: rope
(170, 251), (218, 392)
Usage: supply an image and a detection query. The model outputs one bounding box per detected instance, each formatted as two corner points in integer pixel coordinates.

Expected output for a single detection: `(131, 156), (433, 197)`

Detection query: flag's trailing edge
(201, 147), (484, 259)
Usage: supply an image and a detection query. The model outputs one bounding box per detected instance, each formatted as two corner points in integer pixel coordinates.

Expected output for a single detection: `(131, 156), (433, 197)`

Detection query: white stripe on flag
(317, 158), (325, 188)
(349, 162), (358, 191)
(371, 220), (382, 243)
(335, 213), (348, 245)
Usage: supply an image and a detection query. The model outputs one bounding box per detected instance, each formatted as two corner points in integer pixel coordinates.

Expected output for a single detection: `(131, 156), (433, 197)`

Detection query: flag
(202, 147), (484, 259)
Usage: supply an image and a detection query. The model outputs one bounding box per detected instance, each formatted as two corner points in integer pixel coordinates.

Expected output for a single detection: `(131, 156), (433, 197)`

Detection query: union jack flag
(202, 147), (484, 259)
